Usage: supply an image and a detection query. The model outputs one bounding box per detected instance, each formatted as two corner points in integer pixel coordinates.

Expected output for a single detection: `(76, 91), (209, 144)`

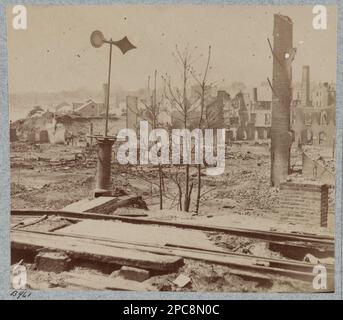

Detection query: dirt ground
(20, 259), (313, 293)
(11, 142), (277, 213)
(10, 141), (332, 292)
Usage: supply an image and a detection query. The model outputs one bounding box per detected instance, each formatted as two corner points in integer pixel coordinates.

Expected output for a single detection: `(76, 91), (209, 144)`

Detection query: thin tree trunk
(195, 46), (211, 213)
(177, 180), (183, 211)
(195, 164), (201, 213)
(153, 70), (164, 210)
(195, 86), (206, 213)
(161, 168), (165, 192)
(186, 182), (194, 211)
(184, 164), (190, 211)
(183, 60), (190, 212)
(158, 164), (163, 210)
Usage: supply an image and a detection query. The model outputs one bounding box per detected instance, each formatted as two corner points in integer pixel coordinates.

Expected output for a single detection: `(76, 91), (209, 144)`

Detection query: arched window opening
(319, 131), (327, 145)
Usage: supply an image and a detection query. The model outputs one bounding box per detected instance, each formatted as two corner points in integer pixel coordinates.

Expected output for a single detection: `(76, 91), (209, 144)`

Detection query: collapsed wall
(46, 119), (66, 144)
(13, 114), (121, 145)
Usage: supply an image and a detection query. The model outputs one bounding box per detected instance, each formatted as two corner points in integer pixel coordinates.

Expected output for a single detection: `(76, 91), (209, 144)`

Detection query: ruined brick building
(203, 88), (270, 142)
(125, 64), (335, 149)
(249, 87), (271, 140)
(291, 65), (336, 148)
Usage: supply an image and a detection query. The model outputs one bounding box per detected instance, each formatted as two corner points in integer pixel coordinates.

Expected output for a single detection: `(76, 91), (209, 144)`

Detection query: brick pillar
(94, 137), (115, 197)
(279, 180), (329, 227)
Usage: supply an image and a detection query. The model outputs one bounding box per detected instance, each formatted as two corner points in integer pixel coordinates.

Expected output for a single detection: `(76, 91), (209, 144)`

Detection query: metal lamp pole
(90, 30), (136, 196)
(105, 39), (112, 137)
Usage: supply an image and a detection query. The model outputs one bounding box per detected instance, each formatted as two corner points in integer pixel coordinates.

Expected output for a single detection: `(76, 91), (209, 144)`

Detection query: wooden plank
(12, 215), (48, 229)
(61, 196), (147, 214)
(66, 278), (106, 290)
(56, 219), (221, 251)
(61, 197), (117, 213)
(84, 196), (148, 213)
(115, 208), (149, 217)
(11, 231), (183, 272)
(64, 272), (154, 291)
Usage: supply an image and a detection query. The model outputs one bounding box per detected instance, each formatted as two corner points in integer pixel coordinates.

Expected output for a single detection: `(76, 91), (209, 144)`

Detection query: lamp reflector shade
(90, 30), (105, 48)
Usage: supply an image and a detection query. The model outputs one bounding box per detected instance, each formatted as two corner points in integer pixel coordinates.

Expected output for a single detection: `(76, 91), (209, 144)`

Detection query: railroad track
(11, 227), (334, 284)
(10, 210), (335, 288)
(11, 209), (335, 249)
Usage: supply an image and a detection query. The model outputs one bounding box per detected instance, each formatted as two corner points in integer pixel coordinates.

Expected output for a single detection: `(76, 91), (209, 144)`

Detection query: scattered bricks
(118, 266), (150, 282)
(279, 179), (329, 228)
(35, 252), (72, 273)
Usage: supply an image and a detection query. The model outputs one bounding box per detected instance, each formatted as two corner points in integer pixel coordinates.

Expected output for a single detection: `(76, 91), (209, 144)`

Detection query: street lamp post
(90, 30), (136, 196)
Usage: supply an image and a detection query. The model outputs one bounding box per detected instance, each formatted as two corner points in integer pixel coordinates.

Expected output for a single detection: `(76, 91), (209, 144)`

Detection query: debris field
(10, 141), (334, 292)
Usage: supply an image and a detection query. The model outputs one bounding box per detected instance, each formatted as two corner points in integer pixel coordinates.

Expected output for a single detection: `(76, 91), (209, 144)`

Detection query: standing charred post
(270, 14), (296, 187)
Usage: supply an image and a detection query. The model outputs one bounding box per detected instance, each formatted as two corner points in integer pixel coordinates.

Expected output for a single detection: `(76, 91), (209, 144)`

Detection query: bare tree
(129, 70), (165, 209)
(166, 45), (198, 212)
(189, 45), (212, 214)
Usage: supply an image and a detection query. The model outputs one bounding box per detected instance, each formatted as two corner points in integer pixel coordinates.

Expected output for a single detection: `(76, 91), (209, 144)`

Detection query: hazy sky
(7, 5), (337, 94)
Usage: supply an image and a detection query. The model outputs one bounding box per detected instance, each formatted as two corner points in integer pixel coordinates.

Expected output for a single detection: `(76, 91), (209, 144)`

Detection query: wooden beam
(11, 230), (183, 272)
(64, 272), (154, 291)
(61, 196), (147, 214)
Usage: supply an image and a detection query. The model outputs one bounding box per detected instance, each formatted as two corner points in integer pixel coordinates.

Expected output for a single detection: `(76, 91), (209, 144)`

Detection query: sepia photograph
(7, 4), (337, 293)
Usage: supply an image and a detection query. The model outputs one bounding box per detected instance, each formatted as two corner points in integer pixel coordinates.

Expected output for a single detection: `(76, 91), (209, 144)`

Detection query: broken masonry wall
(302, 152), (335, 186)
(292, 106), (336, 147)
(39, 130), (49, 143)
(46, 118), (65, 144)
(53, 124), (66, 144)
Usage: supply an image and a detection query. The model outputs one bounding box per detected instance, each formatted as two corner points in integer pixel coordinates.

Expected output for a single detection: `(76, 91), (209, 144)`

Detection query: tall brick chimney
(301, 65), (310, 107)
(270, 14), (295, 187)
(253, 87), (258, 102)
